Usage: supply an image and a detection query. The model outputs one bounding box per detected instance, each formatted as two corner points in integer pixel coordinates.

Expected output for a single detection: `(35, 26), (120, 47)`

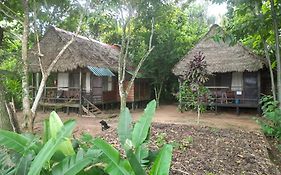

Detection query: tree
(269, 0), (281, 108)
(128, 2), (210, 107)
(21, 0), (31, 129)
(217, 0), (281, 108)
(0, 83), (13, 131)
(0, 27), (13, 131)
(102, 0), (156, 113)
(178, 52), (209, 124)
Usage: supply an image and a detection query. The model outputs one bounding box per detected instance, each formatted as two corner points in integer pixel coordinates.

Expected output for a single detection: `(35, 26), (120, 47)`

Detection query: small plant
(258, 95), (281, 139)
(155, 133), (167, 148)
(93, 100), (173, 175)
(177, 52), (210, 124)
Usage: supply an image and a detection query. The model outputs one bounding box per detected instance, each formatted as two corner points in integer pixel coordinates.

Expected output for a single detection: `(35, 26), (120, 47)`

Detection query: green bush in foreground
(0, 100), (173, 175)
(258, 95), (281, 139)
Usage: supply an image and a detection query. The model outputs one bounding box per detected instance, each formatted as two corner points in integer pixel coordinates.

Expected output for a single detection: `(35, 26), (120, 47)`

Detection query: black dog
(100, 120), (110, 131)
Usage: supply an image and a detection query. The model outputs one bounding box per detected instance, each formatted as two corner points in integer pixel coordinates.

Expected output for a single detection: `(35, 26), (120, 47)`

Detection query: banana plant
(94, 100), (173, 175)
(0, 111), (99, 175)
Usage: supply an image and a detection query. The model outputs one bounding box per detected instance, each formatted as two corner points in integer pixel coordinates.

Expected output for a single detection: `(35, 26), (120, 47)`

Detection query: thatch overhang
(28, 26), (119, 73)
(172, 24), (266, 77)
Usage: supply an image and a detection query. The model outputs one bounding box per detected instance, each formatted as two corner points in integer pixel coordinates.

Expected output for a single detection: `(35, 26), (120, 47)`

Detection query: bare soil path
(26, 104), (260, 136)
(132, 105), (260, 131)
(18, 105), (279, 174)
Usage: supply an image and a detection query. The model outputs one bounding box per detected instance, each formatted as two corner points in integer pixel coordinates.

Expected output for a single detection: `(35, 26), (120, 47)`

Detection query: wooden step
(81, 96), (104, 117)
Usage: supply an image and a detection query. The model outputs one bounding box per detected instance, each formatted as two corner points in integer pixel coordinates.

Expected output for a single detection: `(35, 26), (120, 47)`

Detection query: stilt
(79, 69), (82, 116)
(236, 106), (240, 115)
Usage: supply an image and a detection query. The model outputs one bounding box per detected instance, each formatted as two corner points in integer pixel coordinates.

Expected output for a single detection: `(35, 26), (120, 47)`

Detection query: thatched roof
(172, 24), (265, 77)
(29, 26), (119, 72)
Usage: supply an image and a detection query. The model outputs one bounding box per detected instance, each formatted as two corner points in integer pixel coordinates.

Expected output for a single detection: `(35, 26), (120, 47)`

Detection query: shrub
(0, 100), (173, 174)
(258, 95), (281, 138)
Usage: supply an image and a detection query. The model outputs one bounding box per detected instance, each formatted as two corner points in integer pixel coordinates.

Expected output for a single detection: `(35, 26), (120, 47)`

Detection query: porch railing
(205, 86), (259, 107)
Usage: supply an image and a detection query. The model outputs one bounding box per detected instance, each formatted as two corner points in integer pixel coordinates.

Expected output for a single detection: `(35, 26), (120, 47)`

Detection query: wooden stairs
(82, 96), (103, 118)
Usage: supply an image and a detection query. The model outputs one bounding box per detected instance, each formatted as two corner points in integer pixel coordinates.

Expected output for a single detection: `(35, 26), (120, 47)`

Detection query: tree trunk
(197, 89), (200, 124)
(270, 0), (281, 108)
(0, 27), (3, 46)
(30, 75), (47, 130)
(120, 92), (127, 113)
(21, 0), (31, 129)
(154, 82), (163, 108)
(262, 39), (276, 101)
(0, 83), (13, 131)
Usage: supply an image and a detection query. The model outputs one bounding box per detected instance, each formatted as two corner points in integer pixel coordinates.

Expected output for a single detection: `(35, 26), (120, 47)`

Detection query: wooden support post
(236, 106), (240, 115)
(178, 79), (183, 112)
(36, 72), (40, 94)
(79, 69), (82, 115)
(257, 71), (261, 116)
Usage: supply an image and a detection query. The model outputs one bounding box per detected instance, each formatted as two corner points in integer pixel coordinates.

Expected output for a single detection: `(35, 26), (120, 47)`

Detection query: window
(69, 73), (80, 87)
(231, 72), (243, 91)
(103, 77), (113, 91)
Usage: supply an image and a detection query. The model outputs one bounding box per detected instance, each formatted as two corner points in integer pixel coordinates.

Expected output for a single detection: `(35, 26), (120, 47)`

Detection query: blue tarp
(87, 66), (115, 77)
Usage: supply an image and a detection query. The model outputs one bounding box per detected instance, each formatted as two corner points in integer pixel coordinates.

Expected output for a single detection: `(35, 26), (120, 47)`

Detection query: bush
(258, 95), (281, 138)
(0, 100), (173, 175)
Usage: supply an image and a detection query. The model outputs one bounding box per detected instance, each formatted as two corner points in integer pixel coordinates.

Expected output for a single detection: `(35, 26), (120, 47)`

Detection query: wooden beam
(79, 68), (82, 115)
(178, 78), (183, 112)
(257, 71), (261, 115)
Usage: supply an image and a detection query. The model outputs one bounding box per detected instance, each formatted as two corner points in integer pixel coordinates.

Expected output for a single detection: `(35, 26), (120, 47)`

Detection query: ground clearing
(100, 123), (279, 175)
(23, 104), (279, 174)
(30, 104), (260, 136)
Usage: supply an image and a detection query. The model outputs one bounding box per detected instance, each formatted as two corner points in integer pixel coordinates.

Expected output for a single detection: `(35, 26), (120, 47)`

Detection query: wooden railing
(205, 86), (259, 106)
(30, 86), (104, 105)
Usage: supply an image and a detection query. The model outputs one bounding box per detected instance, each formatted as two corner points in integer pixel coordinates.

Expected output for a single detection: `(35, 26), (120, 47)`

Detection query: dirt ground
(29, 104), (260, 136)
(100, 123), (279, 175)
(18, 105), (280, 174)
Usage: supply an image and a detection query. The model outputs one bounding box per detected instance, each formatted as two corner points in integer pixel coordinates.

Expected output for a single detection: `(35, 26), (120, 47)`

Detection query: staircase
(82, 96), (103, 117)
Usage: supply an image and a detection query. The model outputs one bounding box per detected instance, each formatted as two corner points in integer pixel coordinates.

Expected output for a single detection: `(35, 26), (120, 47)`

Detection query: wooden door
(91, 76), (103, 103)
(243, 72), (258, 104)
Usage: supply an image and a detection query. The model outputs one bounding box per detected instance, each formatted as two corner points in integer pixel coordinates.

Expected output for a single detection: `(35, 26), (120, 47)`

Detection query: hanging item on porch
(231, 72), (243, 91)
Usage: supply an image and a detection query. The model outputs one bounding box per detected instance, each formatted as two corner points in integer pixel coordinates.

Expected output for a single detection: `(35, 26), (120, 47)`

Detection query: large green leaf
(93, 138), (131, 175)
(43, 119), (50, 144)
(126, 149), (146, 175)
(49, 111), (75, 156)
(52, 149), (93, 175)
(0, 130), (30, 154)
(150, 144), (173, 175)
(132, 100), (156, 147)
(15, 153), (33, 175)
(28, 120), (76, 175)
(118, 107), (132, 146)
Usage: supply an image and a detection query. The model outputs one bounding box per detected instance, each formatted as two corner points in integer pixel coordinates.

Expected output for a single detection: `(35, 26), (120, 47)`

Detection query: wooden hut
(172, 24), (267, 114)
(29, 26), (151, 116)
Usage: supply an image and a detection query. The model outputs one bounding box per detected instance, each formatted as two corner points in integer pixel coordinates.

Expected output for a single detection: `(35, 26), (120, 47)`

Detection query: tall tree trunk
(154, 82), (163, 108)
(21, 0), (31, 129)
(0, 27), (3, 46)
(0, 83), (13, 131)
(262, 39), (277, 101)
(270, 0), (281, 108)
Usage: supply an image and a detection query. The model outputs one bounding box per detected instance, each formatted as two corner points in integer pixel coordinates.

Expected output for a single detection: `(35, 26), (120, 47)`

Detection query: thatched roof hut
(29, 26), (119, 72)
(172, 24), (265, 77)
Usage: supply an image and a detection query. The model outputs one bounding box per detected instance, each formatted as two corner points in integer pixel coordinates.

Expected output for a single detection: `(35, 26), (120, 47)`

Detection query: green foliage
(178, 80), (211, 112)
(0, 57), (22, 108)
(150, 144), (173, 175)
(258, 95), (281, 138)
(93, 100), (173, 175)
(155, 133), (167, 148)
(0, 101), (173, 174)
(0, 111), (99, 175)
(177, 51), (211, 117)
